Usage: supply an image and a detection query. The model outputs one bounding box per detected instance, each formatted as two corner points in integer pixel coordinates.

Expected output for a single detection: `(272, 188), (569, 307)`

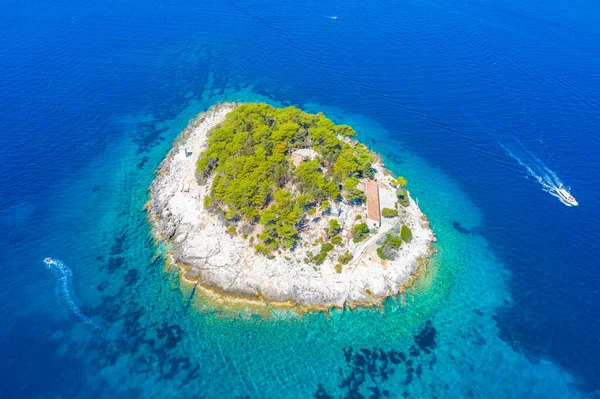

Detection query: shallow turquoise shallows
(1, 0), (599, 398)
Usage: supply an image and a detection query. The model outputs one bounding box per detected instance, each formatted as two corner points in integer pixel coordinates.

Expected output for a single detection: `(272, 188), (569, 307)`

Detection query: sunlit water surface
(1, 0), (599, 398)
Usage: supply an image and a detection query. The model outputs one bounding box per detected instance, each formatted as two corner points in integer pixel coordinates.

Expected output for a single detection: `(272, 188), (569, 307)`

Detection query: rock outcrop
(148, 103), (435, 309)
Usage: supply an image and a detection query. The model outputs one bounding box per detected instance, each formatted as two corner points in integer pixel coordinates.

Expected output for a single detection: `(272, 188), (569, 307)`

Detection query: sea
(0, 0), (599, 398)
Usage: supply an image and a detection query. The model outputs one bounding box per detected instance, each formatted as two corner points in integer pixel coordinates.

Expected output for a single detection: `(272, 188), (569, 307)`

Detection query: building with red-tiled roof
(365, 180), (381, 227)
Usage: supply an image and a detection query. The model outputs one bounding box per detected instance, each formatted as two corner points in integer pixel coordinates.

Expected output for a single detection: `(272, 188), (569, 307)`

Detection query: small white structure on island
(365, 179), (381, 228)
(291, 148), (318, 167)
(178, 143), (189, 159)
(378, 185), (398, 214)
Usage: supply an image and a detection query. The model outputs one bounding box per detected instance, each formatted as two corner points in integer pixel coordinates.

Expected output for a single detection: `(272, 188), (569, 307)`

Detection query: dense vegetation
(401, 224), (413, 242)
(395, 176), (407, 187)
(376, 224), (412, 260)
(376, 234), (402, 260)
(396, 188), (409, 207)
(381, 207), (398, 217)
(326, 218), (341, 239)
(197, 104), (374, 251)
(351, 222), (371, 243)
(393, 176), (409, 207)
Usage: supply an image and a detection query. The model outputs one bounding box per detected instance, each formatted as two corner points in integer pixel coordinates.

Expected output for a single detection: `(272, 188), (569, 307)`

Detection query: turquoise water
(11, 91), (581, 398)
(1, 0), (599, 397)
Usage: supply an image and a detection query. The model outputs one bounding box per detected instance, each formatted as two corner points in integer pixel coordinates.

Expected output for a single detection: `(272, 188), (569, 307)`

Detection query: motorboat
(556, 188), (578, 206)
(44, 257), (53, 264)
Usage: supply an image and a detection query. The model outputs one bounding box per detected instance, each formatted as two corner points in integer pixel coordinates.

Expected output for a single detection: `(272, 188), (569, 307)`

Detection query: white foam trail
(499, 141), (574, 206)
(44, 258), (101, 329)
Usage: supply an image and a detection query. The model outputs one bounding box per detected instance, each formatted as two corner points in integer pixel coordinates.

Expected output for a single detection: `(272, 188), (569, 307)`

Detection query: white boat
(331, 16), (338, 20)
(556, 188), (578, 206)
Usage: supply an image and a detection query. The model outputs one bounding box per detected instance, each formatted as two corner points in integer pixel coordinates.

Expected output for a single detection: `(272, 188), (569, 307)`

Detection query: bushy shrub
(255, 244), (270, 256)
(381, 207), (398, 217)
(331, 236), (343, 246)
(377, 233), (402, 260)
(351, 222), (370, 242)
(309, 241), (336, 265)
(343, 177), (366, 204)
(326, 218), (341, 238)
(396, 188), (409, 207)
(321, 242), (334, 253)
(335, 125), (357, 137)
(203, 195), (214, 210)
(225, 209), (238, 221)
(312, 252), (328, 265)
(338, 252), (353, 265)
(401, 224), (413, 242)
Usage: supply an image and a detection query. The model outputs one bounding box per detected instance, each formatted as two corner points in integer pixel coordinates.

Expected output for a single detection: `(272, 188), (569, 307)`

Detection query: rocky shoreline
(147, 103), (435, 310)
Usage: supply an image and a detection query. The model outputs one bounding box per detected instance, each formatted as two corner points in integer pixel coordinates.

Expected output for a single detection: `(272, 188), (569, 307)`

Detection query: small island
(148, 103), (435, 310)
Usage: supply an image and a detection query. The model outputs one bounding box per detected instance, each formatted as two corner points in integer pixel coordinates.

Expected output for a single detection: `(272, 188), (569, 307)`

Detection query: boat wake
(44, 257), (102, 329)
(500, 141), (577, 207)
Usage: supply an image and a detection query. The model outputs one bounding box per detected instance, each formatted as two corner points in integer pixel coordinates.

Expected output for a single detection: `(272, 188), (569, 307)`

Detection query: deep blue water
(1, 0), (599, 397)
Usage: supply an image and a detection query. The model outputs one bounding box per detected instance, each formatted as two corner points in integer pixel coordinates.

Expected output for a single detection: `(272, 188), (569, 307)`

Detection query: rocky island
(148, 103), (435, 310)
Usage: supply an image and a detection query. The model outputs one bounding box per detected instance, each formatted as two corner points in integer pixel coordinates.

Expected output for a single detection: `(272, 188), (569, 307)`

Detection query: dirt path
(346, 222), (394, 271)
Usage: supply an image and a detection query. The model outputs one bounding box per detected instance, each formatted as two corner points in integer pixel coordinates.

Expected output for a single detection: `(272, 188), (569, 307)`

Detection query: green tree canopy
(401, 224), (413, 242)
(382, 207), (398, 218)
(376, 233), (402, 260)
(196, 103), (377, 254)
(259, 189), (303, 249)
(326, 218), (342, 238)
(351, 222), (370, 243)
